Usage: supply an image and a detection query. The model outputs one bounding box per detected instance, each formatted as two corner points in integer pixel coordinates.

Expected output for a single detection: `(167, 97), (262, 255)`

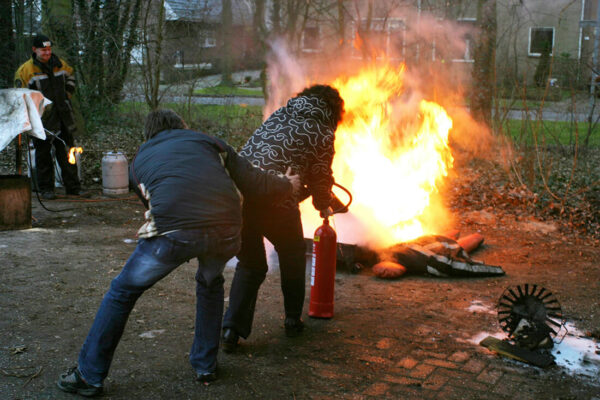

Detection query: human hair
(144, 109), (188, 140)
(296, 84), (345, 126)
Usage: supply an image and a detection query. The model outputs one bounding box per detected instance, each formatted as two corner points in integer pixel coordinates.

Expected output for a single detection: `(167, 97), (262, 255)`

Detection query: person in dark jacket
(57, 109), (301, 397)
(14, 33), (86, 199)
(222, 84), (345, 350)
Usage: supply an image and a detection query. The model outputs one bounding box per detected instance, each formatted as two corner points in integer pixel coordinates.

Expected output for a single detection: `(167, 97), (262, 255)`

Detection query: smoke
(264, 9), (501, 246)
(263, 39), (309, 118)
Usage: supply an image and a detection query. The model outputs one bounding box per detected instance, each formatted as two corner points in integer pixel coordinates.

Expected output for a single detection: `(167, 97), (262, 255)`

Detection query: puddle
(552, 322), (600, 379)
(465, 323), (600, 382)
(466, 300), (495, 314)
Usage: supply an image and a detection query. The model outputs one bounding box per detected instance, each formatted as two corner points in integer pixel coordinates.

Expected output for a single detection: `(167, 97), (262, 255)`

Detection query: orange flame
(309, 61), (454, 248)
(68, 147), (83, 164)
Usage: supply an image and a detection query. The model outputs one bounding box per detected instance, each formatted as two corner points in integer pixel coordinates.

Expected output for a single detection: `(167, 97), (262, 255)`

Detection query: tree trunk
(0, 0), (14, 88)
(42, 0), (76, 61)
(471, 0), (496, 126)
(220, 0), (234, 86)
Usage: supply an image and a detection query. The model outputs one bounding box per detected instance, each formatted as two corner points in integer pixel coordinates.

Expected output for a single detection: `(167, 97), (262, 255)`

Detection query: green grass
(117, 102), (264, 149)
(192, 86), (263, 97)
(502, 119), (600, 147)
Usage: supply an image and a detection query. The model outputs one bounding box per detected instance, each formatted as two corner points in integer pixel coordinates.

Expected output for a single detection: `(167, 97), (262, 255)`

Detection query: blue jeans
(77, 226), (240, 385)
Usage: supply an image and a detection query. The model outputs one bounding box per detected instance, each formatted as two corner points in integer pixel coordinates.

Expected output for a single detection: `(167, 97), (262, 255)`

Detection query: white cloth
(0, 88), (52, 151)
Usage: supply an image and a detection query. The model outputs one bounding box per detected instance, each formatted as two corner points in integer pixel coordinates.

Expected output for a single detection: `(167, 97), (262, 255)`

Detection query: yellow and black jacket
(14, 53), (77, 135)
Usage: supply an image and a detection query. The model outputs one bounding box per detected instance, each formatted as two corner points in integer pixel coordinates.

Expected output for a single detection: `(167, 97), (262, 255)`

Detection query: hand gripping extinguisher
(309, 182), (352, 319)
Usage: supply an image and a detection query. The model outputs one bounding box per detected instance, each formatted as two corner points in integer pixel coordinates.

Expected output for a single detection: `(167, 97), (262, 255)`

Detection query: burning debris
(373, 232), (504, 278)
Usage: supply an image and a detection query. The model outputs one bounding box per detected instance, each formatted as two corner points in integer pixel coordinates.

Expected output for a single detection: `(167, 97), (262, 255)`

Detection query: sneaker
(284, 317), (304, 337)
(66, 189), (91, 198)
(221, 328), (239, 353)
(196, 370), (218, 383)
(57, 366), (103, 397)
(41, 191), (56, 200)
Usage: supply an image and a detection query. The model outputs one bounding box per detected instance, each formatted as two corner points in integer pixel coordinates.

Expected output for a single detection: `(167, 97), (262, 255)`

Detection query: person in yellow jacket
(15, 34), (87, 199)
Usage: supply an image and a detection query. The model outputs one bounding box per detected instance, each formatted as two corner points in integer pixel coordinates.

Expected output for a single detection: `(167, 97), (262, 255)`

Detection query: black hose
(331, 181), (353, 214)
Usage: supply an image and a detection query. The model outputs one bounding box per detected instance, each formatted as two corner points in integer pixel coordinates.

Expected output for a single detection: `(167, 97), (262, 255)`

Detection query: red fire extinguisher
(309, 183), (352, 319)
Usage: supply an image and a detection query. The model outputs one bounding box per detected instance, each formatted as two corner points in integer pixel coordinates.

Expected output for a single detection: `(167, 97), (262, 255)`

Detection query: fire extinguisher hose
(331, 181), (353, 214)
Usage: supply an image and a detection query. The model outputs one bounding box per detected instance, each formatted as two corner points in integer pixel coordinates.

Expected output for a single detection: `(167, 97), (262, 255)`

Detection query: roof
(164, 0), (253, 25)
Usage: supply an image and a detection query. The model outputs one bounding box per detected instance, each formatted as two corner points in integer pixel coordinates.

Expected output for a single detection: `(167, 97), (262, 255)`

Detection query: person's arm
(14, 65), (27, 88)
(306, 130), (335, 212)
(223, 144), (298, 199)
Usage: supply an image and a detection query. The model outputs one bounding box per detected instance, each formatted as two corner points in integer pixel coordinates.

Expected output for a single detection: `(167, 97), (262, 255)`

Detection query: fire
(324, 61), (454, 247)
(68, 147), (83, 164)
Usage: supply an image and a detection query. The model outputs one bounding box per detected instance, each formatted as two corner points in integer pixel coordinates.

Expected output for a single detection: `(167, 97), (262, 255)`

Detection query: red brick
(476, 368), (503, 385)
(423, 358), (459, 369)
(396, 356), (419, 369)
(409, 363), (436, 379)
(320, 369), (353, 380)
(359, 355), (387, 364)
(363, 382), (390, 397)
(382, 374), (422, 386)
(422, 371), (449, 390)
(448, 351), (471, 363)
(462, 358), (487, 374)
(375, 337), (393, 349)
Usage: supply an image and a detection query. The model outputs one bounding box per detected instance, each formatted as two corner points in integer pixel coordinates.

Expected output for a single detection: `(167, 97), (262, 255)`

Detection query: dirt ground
(1, 165), (600, 399)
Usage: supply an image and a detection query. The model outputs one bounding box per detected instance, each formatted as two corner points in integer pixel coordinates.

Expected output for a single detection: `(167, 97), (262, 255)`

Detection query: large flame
(315, 61), (454, 248)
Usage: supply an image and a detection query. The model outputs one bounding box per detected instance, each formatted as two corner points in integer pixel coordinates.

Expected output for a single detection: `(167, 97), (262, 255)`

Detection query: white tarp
(0, 88), (51, 151)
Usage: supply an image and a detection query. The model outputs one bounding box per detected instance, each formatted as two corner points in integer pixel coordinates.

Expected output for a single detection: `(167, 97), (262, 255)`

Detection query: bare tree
(471, 0), (496, 126)
(140, 0), (165, 110)
(220, 0), (233, 86)
(1, 0), (14, 88)
(72, 0), (142, 105)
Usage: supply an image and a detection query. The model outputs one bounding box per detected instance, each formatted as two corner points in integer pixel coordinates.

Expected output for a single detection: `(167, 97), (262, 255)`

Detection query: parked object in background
(102, 152), (129, 195)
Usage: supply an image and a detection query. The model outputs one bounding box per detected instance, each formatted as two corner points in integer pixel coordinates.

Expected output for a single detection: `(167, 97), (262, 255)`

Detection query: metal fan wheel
(497, 284), (565, 339)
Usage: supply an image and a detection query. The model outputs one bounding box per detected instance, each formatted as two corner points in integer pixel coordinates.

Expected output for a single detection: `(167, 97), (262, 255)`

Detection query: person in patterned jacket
(14, 33), (86, 199)
(222, 84), (345, 350)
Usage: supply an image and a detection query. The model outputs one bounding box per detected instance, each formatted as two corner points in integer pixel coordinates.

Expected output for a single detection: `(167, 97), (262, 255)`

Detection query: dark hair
(32, 34), (52, 48)
(144, 109), (187, 140)
(297, 84), (345, 126)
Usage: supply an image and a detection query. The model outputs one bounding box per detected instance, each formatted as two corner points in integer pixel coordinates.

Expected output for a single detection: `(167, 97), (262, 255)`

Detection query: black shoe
(196, 370), (218, 383)
(284, 317), (304, 337)
(41, 191), (56, 200)
(221, 328), (239, 353)
(57, 366), (103, 397)
(66, 189), (91, 198)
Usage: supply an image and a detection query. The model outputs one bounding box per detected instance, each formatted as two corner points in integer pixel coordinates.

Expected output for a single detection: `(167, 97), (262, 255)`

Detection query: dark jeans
(77, 226), (240, 385)
(32, 124), (80, 193)
(223, 204), (306, 338)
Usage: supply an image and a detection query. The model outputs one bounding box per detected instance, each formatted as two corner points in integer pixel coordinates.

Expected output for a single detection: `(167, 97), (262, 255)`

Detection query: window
(302, 27), (320, 52)
(529, 27), (554, 56)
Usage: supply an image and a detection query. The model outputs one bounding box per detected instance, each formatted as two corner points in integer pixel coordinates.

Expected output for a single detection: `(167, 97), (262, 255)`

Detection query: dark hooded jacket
(240, 95), (336, 211)
(130, 129), (292, 237)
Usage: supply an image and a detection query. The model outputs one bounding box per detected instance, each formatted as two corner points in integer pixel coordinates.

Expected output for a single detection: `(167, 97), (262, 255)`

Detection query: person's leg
(264, 208), (307, 321)
(32, 137), (54, 193)
(77, 236), (183, 385)
(54, 126), (81, 193)
(190, 226), (240, 377)
(223, 205), (268, 339)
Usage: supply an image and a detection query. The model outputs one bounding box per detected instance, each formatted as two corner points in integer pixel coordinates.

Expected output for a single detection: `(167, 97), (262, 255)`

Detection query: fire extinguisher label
(314, 235), (320, 242)
(311, 243), (316, 286)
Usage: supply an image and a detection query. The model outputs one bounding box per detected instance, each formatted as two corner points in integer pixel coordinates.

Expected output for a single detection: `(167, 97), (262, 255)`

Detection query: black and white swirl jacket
(240, 95), (336, 211)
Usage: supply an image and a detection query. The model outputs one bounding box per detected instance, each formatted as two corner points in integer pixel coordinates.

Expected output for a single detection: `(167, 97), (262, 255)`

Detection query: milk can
(102, 151), (129, 195)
